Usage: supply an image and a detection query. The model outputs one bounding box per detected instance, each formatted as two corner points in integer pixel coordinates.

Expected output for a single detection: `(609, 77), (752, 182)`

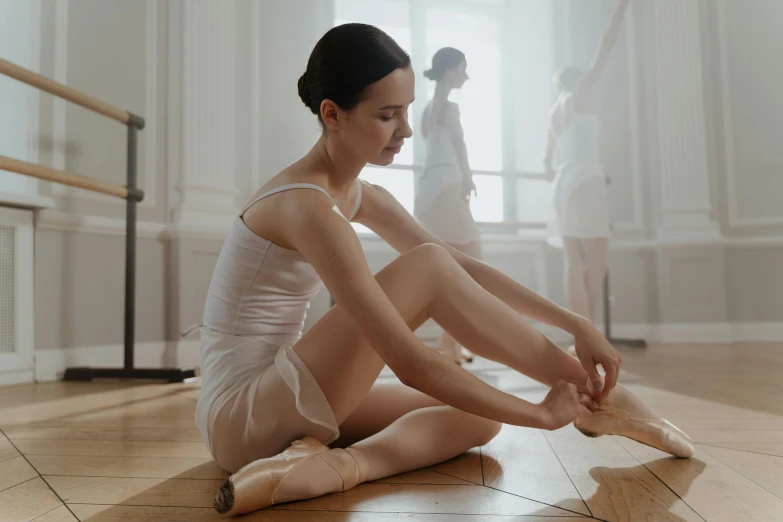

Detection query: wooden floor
(2, 342), (783, 521)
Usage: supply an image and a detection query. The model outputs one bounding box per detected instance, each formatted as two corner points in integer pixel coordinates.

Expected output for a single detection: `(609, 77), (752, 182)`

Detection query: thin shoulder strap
(349, 179), (363, 220)
(239, 183), (334, 217)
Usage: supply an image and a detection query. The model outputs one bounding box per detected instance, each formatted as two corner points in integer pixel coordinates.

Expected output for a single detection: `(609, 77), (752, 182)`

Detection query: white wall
(0, 0), (40, 194)
(714, 0), (783, 229)
(4, 0), (783, 384)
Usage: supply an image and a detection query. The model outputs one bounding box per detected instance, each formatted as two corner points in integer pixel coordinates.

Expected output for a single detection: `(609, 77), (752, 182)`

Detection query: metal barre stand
(62, 115), (195, 383)
(0, 56), (195, 382)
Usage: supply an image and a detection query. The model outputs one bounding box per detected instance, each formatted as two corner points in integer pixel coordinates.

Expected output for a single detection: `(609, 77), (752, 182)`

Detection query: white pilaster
(653, 1), (720, 241)
(172, 0), (239, 229)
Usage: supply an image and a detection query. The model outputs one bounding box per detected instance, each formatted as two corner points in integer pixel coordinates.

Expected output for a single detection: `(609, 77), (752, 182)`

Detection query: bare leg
(582, 238), (609, 323)
(563, 236), (591, 321)
(350, 405), (499, 482)
(295, 243), (589, 427)
(219, 244), (671, 514)
(332, 381), (442, 448)
(438, 240), (482, 364)
(437, 330), (463, 363)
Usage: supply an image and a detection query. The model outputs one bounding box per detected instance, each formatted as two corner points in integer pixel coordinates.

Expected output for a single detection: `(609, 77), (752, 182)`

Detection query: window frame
(336, 0), (551, 237)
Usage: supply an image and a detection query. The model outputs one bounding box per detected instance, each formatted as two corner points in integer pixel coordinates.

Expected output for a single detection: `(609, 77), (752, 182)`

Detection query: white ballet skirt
(546, 93), (610, 247)
(415, 164), (480, 245)
(194, 326), (339, 474)
(414, 103), (480, 245)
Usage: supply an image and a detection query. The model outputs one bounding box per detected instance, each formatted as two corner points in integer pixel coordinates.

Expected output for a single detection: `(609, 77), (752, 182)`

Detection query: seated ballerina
(188, 23), (693, 518)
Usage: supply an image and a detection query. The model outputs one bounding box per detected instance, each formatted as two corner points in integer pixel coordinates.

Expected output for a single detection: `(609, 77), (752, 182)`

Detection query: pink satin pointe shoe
(574, 405), (694, 458)
(214, 437), (360, 516)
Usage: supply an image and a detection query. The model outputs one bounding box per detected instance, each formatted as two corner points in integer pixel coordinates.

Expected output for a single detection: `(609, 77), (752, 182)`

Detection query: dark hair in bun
(424, 47), (466, 81)
(298, 23), (410, 122)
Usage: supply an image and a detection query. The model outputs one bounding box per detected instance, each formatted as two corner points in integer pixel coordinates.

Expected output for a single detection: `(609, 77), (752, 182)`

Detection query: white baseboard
(34, 340), (201, 382)
(731, 322), (783, 343)
(650, 323), (734, 343)
(17, 320), (783, 385)
(0, 369), (35, 387)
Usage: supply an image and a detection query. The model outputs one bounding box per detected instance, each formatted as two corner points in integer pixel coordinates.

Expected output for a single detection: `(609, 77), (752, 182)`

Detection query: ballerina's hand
(572, 319), (622, 403)
(462, 178), (477, 202)
(537, 380), (597, 431)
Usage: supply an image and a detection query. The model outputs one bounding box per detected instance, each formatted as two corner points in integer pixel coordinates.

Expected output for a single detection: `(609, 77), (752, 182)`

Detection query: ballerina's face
(444, 60), (469, 90)
(322, 66), (415, 167)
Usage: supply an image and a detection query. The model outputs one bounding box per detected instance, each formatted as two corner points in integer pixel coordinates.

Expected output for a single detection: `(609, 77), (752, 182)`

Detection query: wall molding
(36, 209), (167, 239)
(716, 0), (783, 228)
(612, 1), (645, 233)
(49, 0), (158, 209)
(30, 213), (783, 250)
(26, 320), (783, 384)
(26, 0), (42, 191)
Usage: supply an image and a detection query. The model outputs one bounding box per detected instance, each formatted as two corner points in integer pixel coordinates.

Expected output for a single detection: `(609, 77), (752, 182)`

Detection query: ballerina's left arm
(354, 180), (621, 399)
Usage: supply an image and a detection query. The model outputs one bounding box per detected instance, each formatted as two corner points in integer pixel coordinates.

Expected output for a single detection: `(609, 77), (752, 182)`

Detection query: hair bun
(425, 47), (465, 82)
(297, 73), (317, 114)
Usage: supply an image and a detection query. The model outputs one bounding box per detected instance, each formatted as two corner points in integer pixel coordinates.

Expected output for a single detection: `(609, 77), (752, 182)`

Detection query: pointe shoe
(214, 437), (329, 516)
(438, 347), (472, 365)
(574, 405), (694, 458)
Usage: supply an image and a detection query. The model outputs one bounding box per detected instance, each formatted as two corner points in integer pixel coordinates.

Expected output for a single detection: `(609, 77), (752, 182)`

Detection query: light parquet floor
(1, 342), (782, 521)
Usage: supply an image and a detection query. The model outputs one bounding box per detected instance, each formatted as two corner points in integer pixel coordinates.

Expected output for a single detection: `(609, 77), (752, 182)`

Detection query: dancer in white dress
(544, 0), (629, 341)
(196, 22), (692, 518)
(415, 47), (480, 365)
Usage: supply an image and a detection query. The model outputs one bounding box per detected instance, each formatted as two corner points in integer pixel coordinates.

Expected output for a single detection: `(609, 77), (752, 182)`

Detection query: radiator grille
(0, 226), (15, 354)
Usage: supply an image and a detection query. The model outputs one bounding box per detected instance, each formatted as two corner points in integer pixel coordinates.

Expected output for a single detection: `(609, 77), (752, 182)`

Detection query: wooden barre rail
(0, 57), (143, 128)
(382, 163), (550, 181)
(476, 220), (544, 229)
(0, 154), (142, 201)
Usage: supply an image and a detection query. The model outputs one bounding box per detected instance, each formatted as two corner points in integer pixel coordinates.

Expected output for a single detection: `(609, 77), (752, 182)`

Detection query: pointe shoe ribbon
(574, 405), (694, 458)
(214, 437), (328, 516)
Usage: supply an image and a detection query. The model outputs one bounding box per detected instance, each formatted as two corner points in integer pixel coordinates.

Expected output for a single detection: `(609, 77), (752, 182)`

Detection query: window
(335, 0), (556, 234)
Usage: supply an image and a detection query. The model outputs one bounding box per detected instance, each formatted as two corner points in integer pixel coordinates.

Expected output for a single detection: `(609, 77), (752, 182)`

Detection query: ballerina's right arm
(268, 189), (579, 429)
(571, 0), (630, 109)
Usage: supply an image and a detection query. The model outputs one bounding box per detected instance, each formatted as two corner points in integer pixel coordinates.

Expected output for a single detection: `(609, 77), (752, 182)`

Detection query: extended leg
(582, 237), (609, 324)
(563, 236), (591, 321)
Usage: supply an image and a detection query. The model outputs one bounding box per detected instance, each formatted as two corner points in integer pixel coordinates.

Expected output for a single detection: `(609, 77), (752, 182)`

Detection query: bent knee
(475, 417), (502, 446)
(457, 411), (501, 446)
(403, 243), (456, 272)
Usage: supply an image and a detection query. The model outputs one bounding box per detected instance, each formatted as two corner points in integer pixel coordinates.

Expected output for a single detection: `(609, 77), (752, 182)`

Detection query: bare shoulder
(354, 180), (410, 230)
(242, 182), (336, 250)
(357, 181), (396, 212)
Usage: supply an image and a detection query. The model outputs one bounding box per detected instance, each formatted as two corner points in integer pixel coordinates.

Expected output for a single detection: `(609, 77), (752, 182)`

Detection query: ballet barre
(0, 57), (195, 383)
(384, 163), (551, 181)
(0, 155), (142, 202)
(475, 220), (547, 229)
